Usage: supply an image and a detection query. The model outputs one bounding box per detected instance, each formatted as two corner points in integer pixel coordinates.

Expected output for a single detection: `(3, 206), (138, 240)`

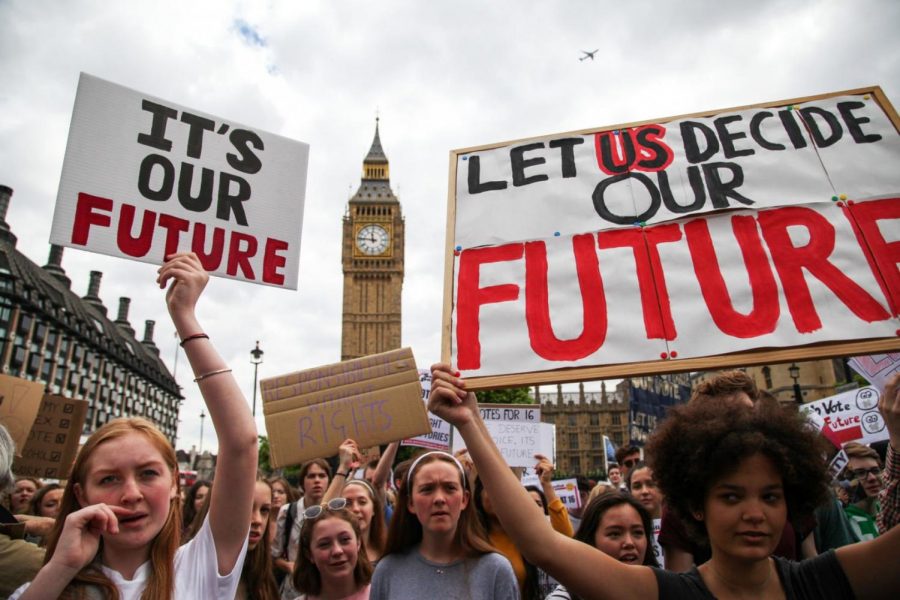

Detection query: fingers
(157, 252), (208, 289)
(430, 364), (468, 402)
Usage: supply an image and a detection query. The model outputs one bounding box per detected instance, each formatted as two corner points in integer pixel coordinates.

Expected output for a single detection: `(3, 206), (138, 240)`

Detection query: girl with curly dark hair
(429, 363), (900, 600)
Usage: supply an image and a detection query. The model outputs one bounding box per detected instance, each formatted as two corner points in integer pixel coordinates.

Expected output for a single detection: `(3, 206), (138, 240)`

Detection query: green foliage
(477, 387), (534, 404)
(257, 434), (299, 483)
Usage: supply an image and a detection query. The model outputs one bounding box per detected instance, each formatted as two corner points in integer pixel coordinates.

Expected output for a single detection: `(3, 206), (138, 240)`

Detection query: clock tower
(341, 119), (404, 361)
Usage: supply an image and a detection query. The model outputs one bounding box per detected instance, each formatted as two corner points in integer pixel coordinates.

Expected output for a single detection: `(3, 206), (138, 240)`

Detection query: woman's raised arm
(428, 363), (656, 600)
(159, 253), (258, 575)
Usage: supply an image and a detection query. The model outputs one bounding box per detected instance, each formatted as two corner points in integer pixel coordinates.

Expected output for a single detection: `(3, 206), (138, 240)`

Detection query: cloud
(232, 18), (267, 48)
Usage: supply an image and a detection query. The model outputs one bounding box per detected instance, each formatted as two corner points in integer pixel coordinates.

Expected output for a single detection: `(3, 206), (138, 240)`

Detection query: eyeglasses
(622, 458), (639, 469)
(850, 467), (882, 480)
(303, 497), (347, 520)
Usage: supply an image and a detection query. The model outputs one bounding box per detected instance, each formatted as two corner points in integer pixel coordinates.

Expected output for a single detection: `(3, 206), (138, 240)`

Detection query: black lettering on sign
(511, 142), (549, 187)
(138, 154), (175, 201)
(680, 121), (719, 164)
(137, 100), (177, 151)
(714, 115), (755, 159)
(227, 129), (265, 174)
(548, 137), (584, 178)
(837, 101), (882, 144)
(799, 107), (843, 148)
(467, 155), (508, 194)
(180, 112), (216, 159)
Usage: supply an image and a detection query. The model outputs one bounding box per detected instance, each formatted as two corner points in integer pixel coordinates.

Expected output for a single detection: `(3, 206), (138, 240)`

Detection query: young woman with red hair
(12, 253), (258, 600)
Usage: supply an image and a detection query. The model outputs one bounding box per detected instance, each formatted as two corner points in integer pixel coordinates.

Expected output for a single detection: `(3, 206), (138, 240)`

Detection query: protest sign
(801, 386), (887, 447)
(260, 348), (431, 467)
(51, 73), (309, 289)
(552, 478), (581, 512)
(828, 449), (850, 481)
(849, 354), (900, 391)
(13, 395), (88, 479)
(453, 403), (555, 467)
(402, 370), (452, 451)
(0, 375), (46, 456)
(442, 87), (900, 388)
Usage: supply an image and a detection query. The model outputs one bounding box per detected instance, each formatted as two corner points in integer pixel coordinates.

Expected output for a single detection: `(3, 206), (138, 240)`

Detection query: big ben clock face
(355, 224), (391, 256)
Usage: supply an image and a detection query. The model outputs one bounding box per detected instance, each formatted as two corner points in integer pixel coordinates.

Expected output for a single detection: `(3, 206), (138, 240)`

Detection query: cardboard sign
(849, 354), (900, 391)
(51, 73), (310, 289)
(453, 403), (555, 467)
(552, 478), (581, 511)
(0, 375), (46, 456)
(13, 395), (88, 478)
(443, 87), (900, 387)
(801, 386), (887, 447)
(402, 370), (452, 451)
(260, 348), (431, 467)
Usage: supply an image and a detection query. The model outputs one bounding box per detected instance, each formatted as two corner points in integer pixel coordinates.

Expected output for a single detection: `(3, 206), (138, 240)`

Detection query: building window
(568, 414), (577, 427)
(591, 433), (601, 448)
(590, 413), (600, 426)
(762, 366), (772, 389)
(569, 433), (579, 449)
(612, 413), (621, 425)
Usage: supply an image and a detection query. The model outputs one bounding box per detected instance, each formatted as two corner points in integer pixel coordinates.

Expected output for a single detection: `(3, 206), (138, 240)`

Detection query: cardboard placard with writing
(800, 386), (887, 447)
(261, 348), (430, 468)
(0, 375), (46, 456)
(13, 395), (88, 479)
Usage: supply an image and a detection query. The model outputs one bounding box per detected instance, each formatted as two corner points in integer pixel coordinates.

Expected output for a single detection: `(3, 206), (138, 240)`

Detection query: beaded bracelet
(194, 368), (232, 383)
(180, 333), (209, 347)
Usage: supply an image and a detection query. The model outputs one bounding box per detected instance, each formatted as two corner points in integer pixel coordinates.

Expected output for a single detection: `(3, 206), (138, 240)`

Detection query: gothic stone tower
(341, 119), (404, 361)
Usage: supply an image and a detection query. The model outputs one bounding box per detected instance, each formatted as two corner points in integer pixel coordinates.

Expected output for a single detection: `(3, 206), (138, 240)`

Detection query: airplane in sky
(579, 49), (599, 61)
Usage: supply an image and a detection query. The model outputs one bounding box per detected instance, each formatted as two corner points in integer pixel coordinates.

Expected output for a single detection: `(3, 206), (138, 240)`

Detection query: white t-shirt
(11, 514), (247, 600)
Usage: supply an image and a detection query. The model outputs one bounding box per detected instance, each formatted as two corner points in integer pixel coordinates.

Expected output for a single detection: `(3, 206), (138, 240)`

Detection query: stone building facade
(0, 185), (181, 442)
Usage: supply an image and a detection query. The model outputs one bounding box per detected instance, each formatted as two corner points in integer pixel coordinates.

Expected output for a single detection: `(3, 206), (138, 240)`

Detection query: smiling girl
(371, 451), (518, 600)
(292, 500), (372, 600)
(12, 253), (258, 600)
(429, 363), (900, 600)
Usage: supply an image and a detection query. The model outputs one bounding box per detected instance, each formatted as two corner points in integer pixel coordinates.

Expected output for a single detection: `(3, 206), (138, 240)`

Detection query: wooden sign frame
(442, 86), (900, 390)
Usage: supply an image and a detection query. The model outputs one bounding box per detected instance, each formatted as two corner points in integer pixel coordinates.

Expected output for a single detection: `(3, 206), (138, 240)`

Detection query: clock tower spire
(341, 118), (404, 361)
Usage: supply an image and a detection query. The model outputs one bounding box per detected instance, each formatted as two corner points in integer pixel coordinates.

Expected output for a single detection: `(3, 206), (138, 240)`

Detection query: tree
(477, 387), (534, 404)
(257, 434), (299, 483)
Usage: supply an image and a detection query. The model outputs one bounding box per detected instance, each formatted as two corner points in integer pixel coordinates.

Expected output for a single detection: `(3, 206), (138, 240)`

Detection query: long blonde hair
(44, 418), (182, 600)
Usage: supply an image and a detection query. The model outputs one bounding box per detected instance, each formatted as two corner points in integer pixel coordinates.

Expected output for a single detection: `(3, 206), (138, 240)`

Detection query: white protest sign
(51, 73), (309, 289)
(800, 386), (887, 447)
(452, 404), (554, 467)
(402, 370), (452, 451)
(828, 449), (850, 481)
(552, 478), (581, 511)
(445, 89), (900, 385)
(849, 354), (900, 391)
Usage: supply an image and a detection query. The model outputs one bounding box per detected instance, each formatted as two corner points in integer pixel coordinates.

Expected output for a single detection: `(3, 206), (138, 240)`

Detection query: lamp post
(250, 341), (264, 417)
(789, 363), (802, 404)
(199, 410), (206, 454)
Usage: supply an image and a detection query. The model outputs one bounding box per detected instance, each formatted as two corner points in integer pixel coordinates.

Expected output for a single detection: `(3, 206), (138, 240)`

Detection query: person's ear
(74, 482), (86, 507)
(460, 490), (470, 510)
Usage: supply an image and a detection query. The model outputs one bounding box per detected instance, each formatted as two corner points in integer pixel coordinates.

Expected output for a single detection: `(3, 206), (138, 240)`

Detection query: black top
(653, 550), (855, 599)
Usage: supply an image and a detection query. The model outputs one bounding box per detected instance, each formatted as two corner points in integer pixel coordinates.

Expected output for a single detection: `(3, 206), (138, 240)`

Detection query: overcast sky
(1, 0), (897, 453)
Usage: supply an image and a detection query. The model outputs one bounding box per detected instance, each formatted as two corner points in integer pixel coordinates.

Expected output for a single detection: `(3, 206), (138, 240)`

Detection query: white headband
(407, 451), (467, 493)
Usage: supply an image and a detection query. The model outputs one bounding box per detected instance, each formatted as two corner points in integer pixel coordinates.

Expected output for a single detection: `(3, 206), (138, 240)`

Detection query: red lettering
(594, 125), (673, 175)
(71, 193), (112, 245)
(157, 214), (190, 258)
(190, 223), (225, 271)
(758, 206), (890, 333)
(227, 232), (258, 279)
(598, 224), (680, 340)
(524, 234), (607, 360)
(845, 198), (900, 316)
(263, 238), (289, 285)
(684, 215), (779, 338)
(117, 204), (155, 257)
(456, 244), (524, 370)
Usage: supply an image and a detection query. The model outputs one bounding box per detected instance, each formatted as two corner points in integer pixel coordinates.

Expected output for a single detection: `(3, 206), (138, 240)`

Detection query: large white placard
(51, 73), (309, 289)
(447, 89), (900, 381)
(403, 369), (452, 451)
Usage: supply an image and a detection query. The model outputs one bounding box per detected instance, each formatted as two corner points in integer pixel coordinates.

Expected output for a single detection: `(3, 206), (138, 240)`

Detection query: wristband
(180, 333), (209, 347)
(193, 368), (232, 383)
(336, 471), (349, 478)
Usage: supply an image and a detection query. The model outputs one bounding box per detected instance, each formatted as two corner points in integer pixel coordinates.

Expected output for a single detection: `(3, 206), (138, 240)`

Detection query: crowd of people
(1, 256), (899, 599)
